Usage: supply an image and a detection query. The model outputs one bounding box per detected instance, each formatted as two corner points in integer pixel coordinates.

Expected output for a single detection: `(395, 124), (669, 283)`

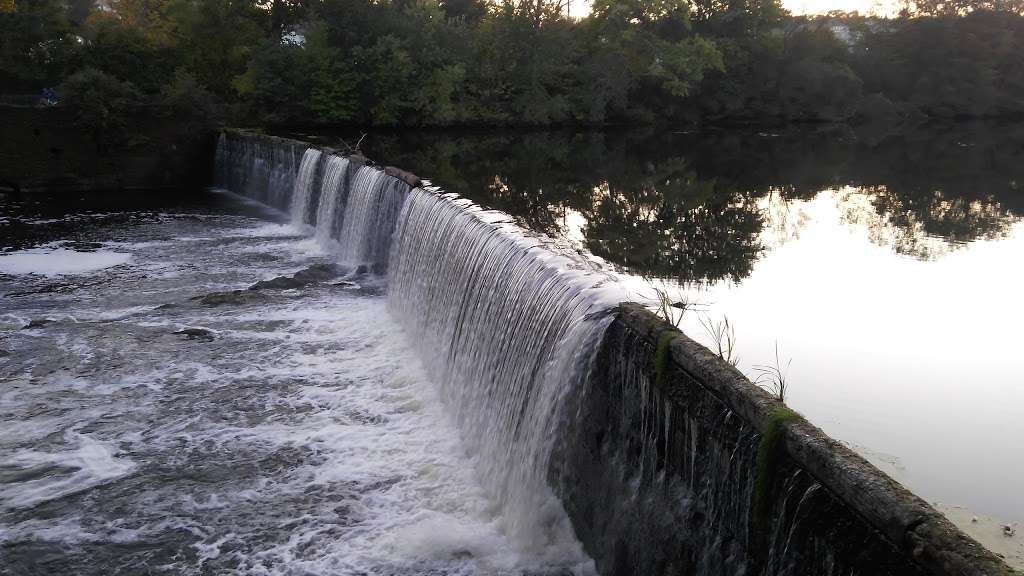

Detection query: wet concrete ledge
(607, 302), (1014, 576)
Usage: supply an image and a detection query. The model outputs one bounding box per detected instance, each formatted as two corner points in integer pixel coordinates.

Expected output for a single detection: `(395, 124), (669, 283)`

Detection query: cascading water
(387, 189), (622, 552)
(218, 135), (414, 272)
(213, 133), (623, 566)
(215, 134), (304, 212)
(210, 132), (980, 576)
(314, 155), (349, 244)
(3, 132), (999, 576)
(338, 167), (408, 271)
(291, 148), (322, 226)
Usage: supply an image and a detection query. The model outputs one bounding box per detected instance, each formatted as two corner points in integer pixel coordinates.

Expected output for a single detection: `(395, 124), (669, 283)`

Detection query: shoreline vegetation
(3, 0), (1024, 133)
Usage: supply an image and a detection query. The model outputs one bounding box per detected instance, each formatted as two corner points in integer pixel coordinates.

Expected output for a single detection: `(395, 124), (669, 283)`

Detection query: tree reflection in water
(284, 123), (1024, 284)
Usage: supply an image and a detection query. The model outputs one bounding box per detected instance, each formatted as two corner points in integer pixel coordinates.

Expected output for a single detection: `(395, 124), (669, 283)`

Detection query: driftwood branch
(337, 132), (367, 155)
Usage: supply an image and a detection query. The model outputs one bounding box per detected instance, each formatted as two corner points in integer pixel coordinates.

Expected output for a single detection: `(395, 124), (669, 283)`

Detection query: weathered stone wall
(552, 302), (1014, 576)
(0, 105), (214, 193)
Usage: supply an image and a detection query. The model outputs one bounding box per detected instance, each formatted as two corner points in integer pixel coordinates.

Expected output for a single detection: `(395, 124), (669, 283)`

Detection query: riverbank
(0, 105), (214, 194)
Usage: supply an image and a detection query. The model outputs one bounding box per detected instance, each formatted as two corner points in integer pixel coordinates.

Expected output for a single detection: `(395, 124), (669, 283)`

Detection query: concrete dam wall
(215, 130), (1014, 576)
(556, 304), (1013, 575)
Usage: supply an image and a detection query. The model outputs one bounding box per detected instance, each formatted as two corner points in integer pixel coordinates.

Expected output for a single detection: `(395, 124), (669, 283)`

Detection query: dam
(0, 130), (1014, 575)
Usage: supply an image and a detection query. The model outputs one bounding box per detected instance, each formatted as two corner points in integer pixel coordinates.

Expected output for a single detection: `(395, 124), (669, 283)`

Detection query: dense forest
(3, 0), (1024, 128)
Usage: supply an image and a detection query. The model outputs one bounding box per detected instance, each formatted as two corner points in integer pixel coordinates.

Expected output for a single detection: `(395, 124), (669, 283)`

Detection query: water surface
(0, 190), (590, 575)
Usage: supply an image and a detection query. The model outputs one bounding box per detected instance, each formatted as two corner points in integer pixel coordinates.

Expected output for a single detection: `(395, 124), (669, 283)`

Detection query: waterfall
(214, 133), (622, 562)
(338, 167), (408, 270)
(210, 132), (974, 576)
(217, 132), (865, 573)
(215, 134), (304, 212)
(387, 188), (621, 551)
(314, 155), (350, 245)
(291, 149), (322, 226)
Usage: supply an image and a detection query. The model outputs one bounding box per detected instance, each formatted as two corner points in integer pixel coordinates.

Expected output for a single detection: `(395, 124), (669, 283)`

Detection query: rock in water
(191, 290), (269, 307)
(22, 318), (54, 330)
(249, 263), (344, 291)
(173, 328), (215, 341)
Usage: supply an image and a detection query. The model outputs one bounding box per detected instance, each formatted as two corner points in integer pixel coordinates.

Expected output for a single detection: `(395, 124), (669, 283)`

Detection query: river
(2, 122), (1022, 572)
(0, 190), (592, 575)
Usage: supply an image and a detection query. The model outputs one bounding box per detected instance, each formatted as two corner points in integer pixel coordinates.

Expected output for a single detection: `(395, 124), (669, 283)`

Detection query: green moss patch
(652, 330), (679, 389)
(753, 407), (799, 535)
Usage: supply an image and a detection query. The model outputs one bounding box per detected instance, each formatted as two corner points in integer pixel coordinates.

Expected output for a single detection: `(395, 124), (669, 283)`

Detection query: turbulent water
(216, 133), (622, 568)
(0, 135), (621, 575)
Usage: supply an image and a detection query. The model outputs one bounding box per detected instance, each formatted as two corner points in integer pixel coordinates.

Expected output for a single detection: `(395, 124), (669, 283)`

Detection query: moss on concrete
(753, 407), (800, 536)
(652, 330), (679, 390)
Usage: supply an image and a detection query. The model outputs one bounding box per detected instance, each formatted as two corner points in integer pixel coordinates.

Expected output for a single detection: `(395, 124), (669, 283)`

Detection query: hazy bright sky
(566, 0), (902, 17)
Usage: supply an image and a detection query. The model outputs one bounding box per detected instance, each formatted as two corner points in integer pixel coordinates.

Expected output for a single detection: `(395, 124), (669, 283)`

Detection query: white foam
(0, 516), (146, 546)
(0, 246), (131, 277)
(0, 433), (136, 510)
(1, 169), (602, 573)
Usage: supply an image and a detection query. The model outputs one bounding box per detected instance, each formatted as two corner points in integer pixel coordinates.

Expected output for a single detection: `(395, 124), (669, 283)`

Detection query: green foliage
(6, 0), (1024, 128)
(82, 14), (177, 94)
(589, 0), (724, 118)
(160, 68), (222, 129)
(441, 0), (488, 23)
(305, 24), (359, 124)
(358, 35), (417, 125)
(168, 0), (267, 98)
(0, 0), (80, 91)
(107, 0), (177, 43)
(854, 11), (1024, 118)
(905, 0), (1023, 16)
(234, 42), (313, 124)
(59, 67), (141, 140)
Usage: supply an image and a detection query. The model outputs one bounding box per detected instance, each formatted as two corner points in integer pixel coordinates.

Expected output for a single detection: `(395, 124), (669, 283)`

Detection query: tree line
(2, 0), (1024, 128)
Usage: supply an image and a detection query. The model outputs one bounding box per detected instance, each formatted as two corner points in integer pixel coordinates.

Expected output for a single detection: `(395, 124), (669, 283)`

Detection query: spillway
(210, 131), (1013, 576)
(216, 132), (620, 566)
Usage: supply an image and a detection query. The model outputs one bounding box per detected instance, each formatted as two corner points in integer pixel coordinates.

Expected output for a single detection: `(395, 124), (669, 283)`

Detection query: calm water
(283, 124), (1024, 527)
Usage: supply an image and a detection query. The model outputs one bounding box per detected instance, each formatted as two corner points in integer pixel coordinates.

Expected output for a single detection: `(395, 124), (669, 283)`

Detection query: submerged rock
(62, 241), (105, 252)
(173, 327), (215, 341)
(22, 318), (54, 329)
(191, 290), (269, 307)
(249, 263), (344, 291)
